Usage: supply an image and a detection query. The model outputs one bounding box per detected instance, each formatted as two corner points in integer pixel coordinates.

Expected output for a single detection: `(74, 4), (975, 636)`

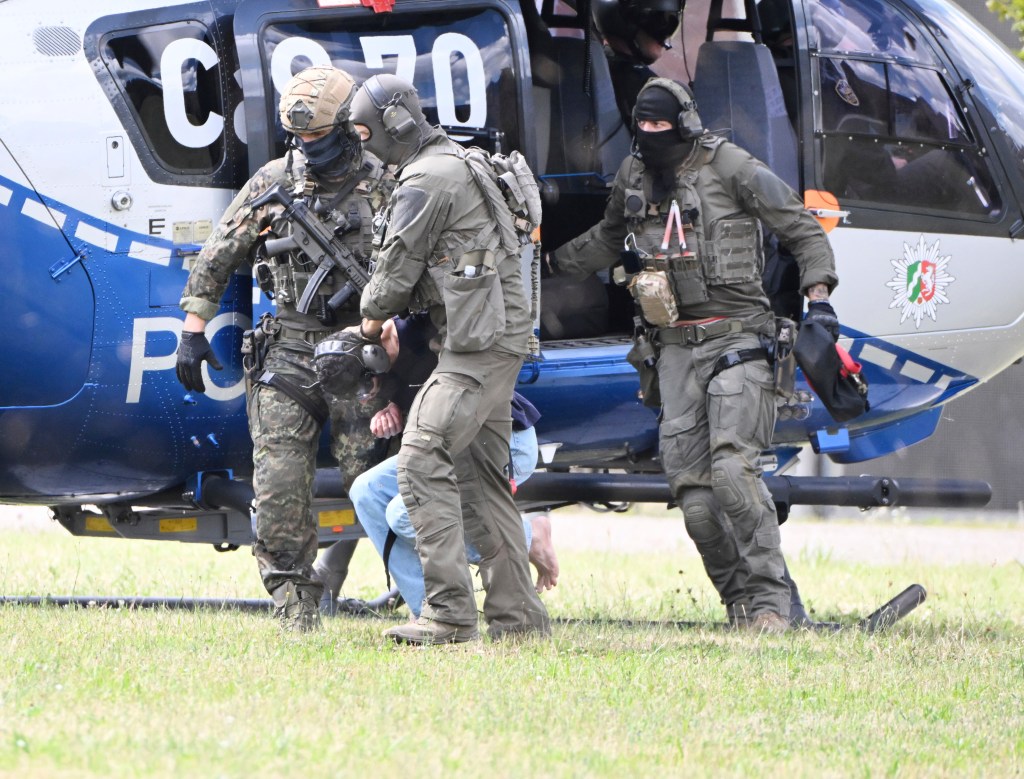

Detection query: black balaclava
(634, 85), (696, 201)
(297, 126), (361, 179)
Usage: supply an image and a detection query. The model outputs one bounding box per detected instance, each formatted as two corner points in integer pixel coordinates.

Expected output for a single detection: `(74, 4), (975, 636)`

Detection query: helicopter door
(233, 0), (534, 173)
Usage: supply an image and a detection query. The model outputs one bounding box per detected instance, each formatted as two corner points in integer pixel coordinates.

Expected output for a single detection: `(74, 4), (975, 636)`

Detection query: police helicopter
(1, 0), (1021, 553)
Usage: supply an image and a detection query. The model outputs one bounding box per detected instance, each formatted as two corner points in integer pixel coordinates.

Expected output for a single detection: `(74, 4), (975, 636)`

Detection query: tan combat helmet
(279, 66), (357, 135)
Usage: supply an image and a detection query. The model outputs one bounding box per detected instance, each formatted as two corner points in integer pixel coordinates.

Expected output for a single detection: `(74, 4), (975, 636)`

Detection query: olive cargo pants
(397, 349), (550, 636)
(656, 332), (790, 618)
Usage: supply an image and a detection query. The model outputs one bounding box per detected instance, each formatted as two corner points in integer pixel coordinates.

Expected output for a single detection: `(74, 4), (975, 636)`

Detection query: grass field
(1, 510), (1022, 778)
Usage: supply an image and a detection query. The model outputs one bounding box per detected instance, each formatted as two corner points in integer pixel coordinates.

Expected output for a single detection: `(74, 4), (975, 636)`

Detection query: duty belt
(654, 318), (742, 346)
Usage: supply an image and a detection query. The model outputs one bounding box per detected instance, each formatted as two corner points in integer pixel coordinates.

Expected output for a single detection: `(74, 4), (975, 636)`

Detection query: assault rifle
(249, 183), (371, 315)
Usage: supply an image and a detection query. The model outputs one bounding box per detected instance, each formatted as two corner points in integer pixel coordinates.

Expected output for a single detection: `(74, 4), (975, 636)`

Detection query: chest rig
(254, 155), (386, 325)
(620, 139), (765, 326)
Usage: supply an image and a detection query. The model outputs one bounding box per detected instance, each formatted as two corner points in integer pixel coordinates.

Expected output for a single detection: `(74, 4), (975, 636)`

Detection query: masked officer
(348, 74), (551, 644)
(548, 78), (839, 633)
(175, 66), (392, 632)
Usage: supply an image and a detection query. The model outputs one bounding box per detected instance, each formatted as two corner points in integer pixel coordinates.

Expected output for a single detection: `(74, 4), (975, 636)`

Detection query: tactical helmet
(279, 66), (357, 135)
(757, 0), (795, 47)
(593, 0), (681, 61)
(633, 77), (703, 140)
(313, 331), (390, 398)
(350, 74), (429, 166)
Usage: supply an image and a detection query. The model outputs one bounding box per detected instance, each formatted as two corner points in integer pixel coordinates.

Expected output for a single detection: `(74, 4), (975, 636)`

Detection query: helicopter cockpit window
(927, 0), (1024, 188)
(259, 9), (518, 158)
(101, 22), (227, 176)
(816, 55), (999, 217)
(808, 0), (933, 64)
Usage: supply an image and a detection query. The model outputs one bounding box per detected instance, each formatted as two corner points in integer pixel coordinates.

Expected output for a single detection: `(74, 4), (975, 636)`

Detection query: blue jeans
(351, 427), (538, 618)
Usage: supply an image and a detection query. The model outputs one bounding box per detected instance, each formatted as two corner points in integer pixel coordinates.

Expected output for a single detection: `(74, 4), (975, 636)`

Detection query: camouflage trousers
(247, 338), (383, 595)
(656, 331), (790, 618)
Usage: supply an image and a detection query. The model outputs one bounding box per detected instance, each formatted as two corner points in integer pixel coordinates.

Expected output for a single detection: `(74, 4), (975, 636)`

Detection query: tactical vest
(624, 136), (764, 323)
(257, 153), (390, 327)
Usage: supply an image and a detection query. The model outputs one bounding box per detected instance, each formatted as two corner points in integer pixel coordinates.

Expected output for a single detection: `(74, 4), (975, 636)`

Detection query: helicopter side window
(818, 55), (1000, 218)
(930, 0), (1024, 188)
(259, 9), (520, 159)
(101, 23), (226, 176)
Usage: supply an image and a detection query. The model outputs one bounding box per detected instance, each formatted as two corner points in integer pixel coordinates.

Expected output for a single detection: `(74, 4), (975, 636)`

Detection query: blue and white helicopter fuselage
(1, 0), (1021, 542)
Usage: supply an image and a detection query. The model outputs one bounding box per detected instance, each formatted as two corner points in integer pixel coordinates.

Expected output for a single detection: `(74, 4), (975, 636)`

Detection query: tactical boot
(746, 611), (791, 635)
(271, 581), (322, 633)
(383, 616), (480, 645)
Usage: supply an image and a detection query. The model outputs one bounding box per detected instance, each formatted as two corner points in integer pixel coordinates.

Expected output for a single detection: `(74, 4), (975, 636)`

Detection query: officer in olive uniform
(549, 78), (840, 633)
(348, 74), (551, 644)
(175, 66), (392, 632)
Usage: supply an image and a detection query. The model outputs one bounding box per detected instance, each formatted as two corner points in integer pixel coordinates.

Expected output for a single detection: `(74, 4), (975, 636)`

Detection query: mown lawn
(1, 515), (1021, 778)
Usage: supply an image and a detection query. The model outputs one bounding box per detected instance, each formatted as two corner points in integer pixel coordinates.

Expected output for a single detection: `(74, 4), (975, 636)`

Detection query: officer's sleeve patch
(749, 166), (801, 212)
(387, 185), (434, 236)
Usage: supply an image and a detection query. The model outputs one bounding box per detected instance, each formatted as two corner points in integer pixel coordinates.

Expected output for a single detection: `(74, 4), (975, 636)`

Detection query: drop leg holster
(242, 313), (329, 425)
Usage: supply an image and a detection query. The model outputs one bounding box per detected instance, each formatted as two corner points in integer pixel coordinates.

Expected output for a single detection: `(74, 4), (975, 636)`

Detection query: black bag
(793, 321), (869, 423)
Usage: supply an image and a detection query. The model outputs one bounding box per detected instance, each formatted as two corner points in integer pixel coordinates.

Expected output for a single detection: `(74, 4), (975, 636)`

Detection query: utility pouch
(241, 315), (272, 394)
(772, 317), (797, 399)
(626, 335), (661, 409)
(436, 249), (506, 352)
(629, 270), (679, 327)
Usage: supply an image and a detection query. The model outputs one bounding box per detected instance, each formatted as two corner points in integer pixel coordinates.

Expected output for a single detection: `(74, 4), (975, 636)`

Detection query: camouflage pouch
(629, 270), (679, 327)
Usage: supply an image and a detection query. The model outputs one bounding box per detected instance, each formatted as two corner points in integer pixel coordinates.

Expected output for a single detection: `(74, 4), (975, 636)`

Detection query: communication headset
(364, 76), (418, 138)
(633, 77), (704, 140)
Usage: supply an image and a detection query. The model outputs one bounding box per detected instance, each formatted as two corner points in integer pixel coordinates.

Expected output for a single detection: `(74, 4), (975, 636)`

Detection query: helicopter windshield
(807, 0), (935, 62)
(809, 0), (1003, 217)
(918, 0), (1024, 188)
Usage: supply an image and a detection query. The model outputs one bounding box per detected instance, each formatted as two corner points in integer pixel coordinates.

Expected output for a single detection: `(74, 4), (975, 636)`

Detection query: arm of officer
(360, 182), (450, 324)
(548, 157), (633, 277)
(179, 164), (280, 320)
(735, 159), (838, 297)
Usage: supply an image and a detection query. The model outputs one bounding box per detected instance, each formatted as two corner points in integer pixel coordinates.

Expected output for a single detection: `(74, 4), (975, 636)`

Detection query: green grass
(1, 519), (1022, 778)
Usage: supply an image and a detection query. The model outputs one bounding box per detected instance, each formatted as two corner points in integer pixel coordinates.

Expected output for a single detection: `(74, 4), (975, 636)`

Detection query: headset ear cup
(383, 104), (415, 137)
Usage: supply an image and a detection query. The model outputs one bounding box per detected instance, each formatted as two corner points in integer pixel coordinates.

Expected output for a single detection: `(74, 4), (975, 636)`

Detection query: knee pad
(711, 454), (763, 514)
(680, 488), (724, 544)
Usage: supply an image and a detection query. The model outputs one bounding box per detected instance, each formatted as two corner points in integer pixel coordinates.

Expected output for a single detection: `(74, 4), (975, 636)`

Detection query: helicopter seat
(692, 40), (800, 191)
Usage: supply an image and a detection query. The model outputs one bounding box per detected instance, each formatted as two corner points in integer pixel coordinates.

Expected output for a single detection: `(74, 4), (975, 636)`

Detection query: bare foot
(528, 514), (559, 592)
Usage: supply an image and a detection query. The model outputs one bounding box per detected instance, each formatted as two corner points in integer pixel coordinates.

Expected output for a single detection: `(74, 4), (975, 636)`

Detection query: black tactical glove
(176, 331), (223, 393)
(805, 301), (840, 342)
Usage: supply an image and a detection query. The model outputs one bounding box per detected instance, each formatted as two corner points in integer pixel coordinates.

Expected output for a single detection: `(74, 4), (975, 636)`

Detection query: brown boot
(383, 616), (480, 645)
(271, 581), (322, 633)
(746, 611), (790, 635)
